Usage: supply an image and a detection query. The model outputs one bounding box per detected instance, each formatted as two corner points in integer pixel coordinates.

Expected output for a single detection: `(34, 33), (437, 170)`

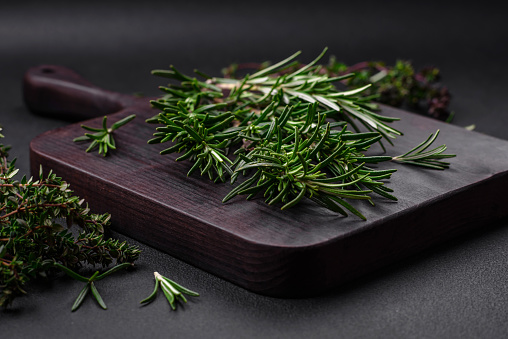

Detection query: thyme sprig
(326, 58), (453, 121)
(147, 49), (455, 216)
(140, 271), (199, 311)
(0, 130), (140, 307)
(73, 114), (136, 156)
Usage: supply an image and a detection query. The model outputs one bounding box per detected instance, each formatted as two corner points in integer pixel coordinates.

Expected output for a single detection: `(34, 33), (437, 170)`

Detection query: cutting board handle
(23, 65), (143, 122)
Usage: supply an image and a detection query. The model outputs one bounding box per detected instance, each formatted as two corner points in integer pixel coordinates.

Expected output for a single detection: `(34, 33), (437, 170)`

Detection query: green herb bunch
(0, 129), (140, 307)
(326, 58), (452, 121)
(224, 56), (452, 121)
(147, 48), (455, 218)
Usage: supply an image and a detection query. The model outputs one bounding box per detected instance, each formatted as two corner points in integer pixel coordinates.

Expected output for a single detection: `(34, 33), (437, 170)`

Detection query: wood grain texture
(25, 65), (508, 297)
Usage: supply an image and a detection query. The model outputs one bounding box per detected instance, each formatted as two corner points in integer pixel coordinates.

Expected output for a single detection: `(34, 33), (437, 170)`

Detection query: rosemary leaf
(72, 283), (91, 312)
(90, 282), (107, 310)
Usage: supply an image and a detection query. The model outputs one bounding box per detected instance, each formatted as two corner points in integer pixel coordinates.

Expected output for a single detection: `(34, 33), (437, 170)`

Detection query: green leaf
(111, 114), (136, 130)
(309, 195), (347, 215)
(90, 282), (107, 310)
(187, 157), (204, 176)
(160, 281), (176, 310)
(160, 141), (186, 155)
(253, 101), (276, 125)
(329, 196), (366, 221)
(95, 262), (132, 281)
(235, 162), (284, 172)
(268, 181), (290, 205)
(287, 47), (328, 79)
(102, 116), (108, 130)
(140, 279), (160, 305)
(327, 84), (372, 97)
(223, 171), (262, 202)
(54, 263), (89, 283)
(80, 125), (104, 133)
(72, 283), (91, 312)
(340, 131), (380, 141)
(73, 135), (90, 142)
(250, 50), (302, 78)
(183, 125), (203, 142)
(281, 185), (306, 210)
(6, 168), (19, 179)
(311, 163), (364, 183)
(160, 276), (200, 297)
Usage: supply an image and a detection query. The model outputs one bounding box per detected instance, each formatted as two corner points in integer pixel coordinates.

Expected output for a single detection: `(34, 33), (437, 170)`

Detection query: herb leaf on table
(73, 114), (136, 156)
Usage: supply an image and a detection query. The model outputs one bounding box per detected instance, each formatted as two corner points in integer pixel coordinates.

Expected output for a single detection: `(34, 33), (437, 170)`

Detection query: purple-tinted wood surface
(25, 65), (508, 297)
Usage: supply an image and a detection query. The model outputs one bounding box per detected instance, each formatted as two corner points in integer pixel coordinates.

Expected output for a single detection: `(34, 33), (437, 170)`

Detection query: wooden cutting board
(25, 65), (508, 298)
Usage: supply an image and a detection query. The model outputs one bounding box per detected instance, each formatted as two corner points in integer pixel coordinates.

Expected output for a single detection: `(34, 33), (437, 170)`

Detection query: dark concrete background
(2, 1), (508, 338)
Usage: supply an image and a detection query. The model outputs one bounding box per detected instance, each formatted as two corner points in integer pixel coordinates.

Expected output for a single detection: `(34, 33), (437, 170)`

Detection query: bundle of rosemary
(223, 55), (453, 121)
(147, 48), (455, 219)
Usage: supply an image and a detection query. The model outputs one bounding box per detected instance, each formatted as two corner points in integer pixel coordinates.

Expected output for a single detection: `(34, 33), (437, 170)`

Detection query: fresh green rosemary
(55, 262), (133, 311)
(224, 56), (453, 121)
(140, 271), (199, 311)
(0, 128), (140, 307)
(392, 129), (455, 169)
(147, 48), (455, 217)
(73, 114), (136, 156)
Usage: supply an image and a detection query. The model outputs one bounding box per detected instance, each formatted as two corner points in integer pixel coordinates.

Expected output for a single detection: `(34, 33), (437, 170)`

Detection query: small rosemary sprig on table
(147, 48), (455, 217)
(73, 114), (136, 156)
(55, 262), (133, 312)
(391, 129), (455, 169)
(140, 272), (199, 311)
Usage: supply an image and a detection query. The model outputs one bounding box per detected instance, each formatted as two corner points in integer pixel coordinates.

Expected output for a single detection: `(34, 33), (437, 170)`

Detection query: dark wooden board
(25, 65), (508, 298)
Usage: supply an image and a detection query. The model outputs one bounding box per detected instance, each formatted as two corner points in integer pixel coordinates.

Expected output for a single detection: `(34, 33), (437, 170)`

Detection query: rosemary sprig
(224, 112), (394, 219)
(147, 49), (456, 216)
(54, 262), (133, 311)
(73, 114), (136, 156)
(210, 48), (403, 145)
(140, 272), (199, 311)
(392, 129), (455, 169)
(147, 102), (234, 181)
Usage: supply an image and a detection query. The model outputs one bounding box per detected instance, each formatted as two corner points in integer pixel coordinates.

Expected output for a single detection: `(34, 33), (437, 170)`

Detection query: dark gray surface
(2, 1), (508, 338)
